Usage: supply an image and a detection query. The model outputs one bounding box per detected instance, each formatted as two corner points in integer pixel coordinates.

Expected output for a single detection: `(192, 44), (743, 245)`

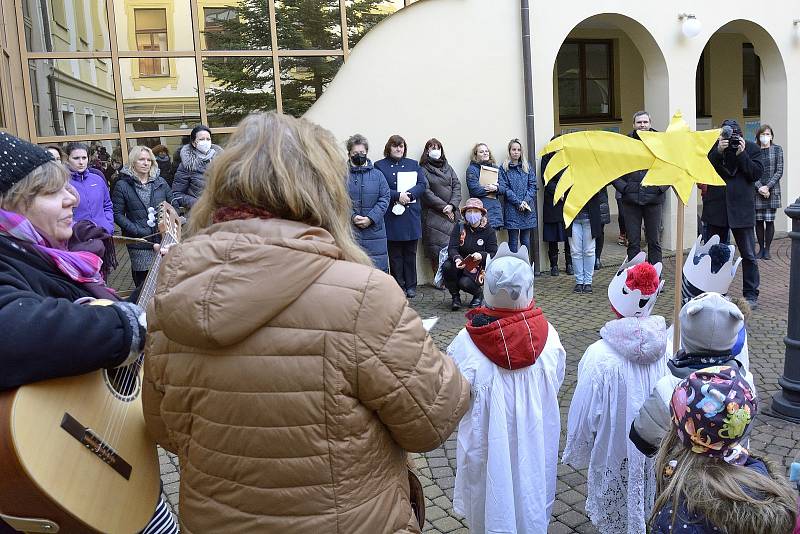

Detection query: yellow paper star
(638, 112), (723, 204)
(539, 111), (724, 226)
(539, 131), (653, 225)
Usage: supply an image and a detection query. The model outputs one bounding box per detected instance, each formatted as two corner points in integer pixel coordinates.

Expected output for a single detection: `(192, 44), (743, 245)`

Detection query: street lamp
(679, 13), (702, 39)
(770, 197), (800, 422)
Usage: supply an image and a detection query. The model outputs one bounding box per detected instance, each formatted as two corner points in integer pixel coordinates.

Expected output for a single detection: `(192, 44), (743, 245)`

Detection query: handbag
(433, 246), (449, 289)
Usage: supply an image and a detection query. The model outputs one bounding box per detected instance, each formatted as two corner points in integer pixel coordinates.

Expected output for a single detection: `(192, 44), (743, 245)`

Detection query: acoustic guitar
(0, 202), (181, 534)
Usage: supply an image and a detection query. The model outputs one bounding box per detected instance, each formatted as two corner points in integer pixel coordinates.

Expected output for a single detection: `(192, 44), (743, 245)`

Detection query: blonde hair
(0, 161), (70, 212)
(501, 138), (530, 173)
(470, 143), (496, 166)
(127, 145), (158, 179)
(651, 427), (797, 533)
(188, 112), (371, 266)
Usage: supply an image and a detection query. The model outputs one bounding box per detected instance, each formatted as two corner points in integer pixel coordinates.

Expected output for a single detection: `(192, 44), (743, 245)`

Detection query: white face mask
(759, 134), (771, 146)
(195, 139), (212, 153)
(428, 149), (442, 160)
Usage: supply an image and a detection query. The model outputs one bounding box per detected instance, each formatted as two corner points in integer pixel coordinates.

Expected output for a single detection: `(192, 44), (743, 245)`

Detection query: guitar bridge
(60, 413), (132, 480)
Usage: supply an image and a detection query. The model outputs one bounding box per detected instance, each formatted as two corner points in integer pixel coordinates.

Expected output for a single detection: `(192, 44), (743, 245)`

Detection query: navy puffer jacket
(499, 161), (537, 230)
(348, 160), (390, 271)
(466, 162), (504, 229)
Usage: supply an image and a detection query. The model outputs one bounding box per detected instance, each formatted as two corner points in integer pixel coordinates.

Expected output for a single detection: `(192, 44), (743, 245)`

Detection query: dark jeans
(707, 224), (760, 301)
(547, 241), (572, 268)
(132, 269), (148, 287)
(616, 198), (626, 235)
(507, 228), (532, 255)
(388, 240), (418, 291)
(441, 259), (482, 297)
(622, 201), (663, 264)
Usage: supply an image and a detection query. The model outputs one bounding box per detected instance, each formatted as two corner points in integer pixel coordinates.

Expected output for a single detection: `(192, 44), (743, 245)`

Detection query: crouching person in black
(443, 198), (498, 310)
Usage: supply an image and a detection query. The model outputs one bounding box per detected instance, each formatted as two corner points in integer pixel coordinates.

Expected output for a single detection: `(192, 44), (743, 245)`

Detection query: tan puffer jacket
(143, 217), (470, 534)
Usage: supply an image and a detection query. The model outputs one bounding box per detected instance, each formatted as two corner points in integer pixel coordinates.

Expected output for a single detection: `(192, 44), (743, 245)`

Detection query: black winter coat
(448, 221), (498, 268)
(612, 129), (669, 206)
(171, 144), (223, 209)
(566, 193), (603, 239)
(540, 152), (566, 225)
(0, 236), (134, 390)
(703, 140), (764, 228)
(599, 187), (611, 225)
(112, 170), (176, 250)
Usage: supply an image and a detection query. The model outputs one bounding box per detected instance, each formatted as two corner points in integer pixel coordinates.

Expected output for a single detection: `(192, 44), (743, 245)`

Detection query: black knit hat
(0, 131), (55, 194)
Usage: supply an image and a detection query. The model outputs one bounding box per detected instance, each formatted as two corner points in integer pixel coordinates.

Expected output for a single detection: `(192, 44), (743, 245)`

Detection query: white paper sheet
(422, 317), (439, 332)
(396, 171), (418, 203)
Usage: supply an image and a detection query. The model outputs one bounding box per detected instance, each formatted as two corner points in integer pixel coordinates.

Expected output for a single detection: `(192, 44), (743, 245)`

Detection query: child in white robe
(447, 243), (566, 534)
(562, 252), (667, 534)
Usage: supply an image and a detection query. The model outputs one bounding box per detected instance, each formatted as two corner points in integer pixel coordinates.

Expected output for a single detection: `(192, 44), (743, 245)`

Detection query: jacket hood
(599, 315), (667, 364)
(151, 218), (341, 349)
(465, 304), (549, 370)
(180, 143), (223, 172)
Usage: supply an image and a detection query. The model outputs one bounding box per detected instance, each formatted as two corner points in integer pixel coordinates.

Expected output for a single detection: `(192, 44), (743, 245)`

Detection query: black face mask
(350, 154), (367, 166)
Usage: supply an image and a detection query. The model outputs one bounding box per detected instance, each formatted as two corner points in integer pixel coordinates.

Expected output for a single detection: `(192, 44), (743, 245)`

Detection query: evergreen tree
(203, 0), (396, 120)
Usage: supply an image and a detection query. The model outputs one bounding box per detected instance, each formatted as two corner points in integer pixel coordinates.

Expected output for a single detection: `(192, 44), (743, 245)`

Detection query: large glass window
(557, 39), (614, 121)
(275, 1), (342, 50)
(742, 43), (760, 116)
(119, 57), (201, 133)
(14, 0), (413, 160)
(23, 0), (110, 52)
(28, 58), (118, 138)
(202, 4), (271, 51)
(204, 57), (276, 127)
(280, 56), (342, 117)
(346, 0), (402, 49)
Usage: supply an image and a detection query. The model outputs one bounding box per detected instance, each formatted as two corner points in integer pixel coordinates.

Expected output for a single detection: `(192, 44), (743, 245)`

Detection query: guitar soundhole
(102, 365), (141, 401)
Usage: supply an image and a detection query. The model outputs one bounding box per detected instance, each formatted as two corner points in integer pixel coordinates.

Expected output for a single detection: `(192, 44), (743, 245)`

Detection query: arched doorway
(694, 20), (789, 234)
(550, 13), (669, 271)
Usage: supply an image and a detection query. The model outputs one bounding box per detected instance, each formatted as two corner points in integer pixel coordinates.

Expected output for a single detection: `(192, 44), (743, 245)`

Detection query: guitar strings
(106, 236), (170, 451)
(99, 209), (178, 454)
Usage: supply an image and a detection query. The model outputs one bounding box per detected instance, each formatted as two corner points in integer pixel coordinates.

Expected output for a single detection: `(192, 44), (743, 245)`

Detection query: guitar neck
(135, 233), (176, 309)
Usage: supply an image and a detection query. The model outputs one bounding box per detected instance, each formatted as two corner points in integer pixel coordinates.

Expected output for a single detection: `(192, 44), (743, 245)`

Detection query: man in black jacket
(612, 111), (669, 264)
(703, 119), (763, 308)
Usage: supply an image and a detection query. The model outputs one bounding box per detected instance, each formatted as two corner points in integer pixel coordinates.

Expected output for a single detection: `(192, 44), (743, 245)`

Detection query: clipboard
(479, 166), (499, 199)
(396, 171), (418, 204)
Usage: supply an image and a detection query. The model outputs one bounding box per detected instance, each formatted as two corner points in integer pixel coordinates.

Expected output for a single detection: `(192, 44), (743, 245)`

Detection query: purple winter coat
(70, 168), (115, 235)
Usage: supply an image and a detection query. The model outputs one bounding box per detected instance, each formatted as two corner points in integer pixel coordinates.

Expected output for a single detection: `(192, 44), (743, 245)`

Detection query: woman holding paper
(375, 134), (428, 298)
(499, 138), (537, 256)
(466, 143), (504, 230)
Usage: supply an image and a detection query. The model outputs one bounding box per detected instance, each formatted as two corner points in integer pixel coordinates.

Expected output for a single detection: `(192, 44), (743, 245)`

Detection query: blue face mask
(465, 212), (481, 225)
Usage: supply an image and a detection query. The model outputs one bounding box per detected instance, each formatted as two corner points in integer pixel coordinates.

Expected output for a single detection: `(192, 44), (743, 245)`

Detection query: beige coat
(143, 217), (470, 533)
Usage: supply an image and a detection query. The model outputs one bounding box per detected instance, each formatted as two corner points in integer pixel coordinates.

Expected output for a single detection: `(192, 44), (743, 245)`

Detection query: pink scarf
(0, 208), (104, 285)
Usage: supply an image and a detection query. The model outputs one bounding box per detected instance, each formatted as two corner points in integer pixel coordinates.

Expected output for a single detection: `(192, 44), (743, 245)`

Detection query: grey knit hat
(0, 131), (55, 194)
(680, 292), (744, 354)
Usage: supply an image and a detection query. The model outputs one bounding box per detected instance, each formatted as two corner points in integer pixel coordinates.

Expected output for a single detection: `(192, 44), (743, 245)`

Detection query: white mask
(428, 149), (442, 160)
(195, 139), (212, 153)
(759, 134), (771, 146)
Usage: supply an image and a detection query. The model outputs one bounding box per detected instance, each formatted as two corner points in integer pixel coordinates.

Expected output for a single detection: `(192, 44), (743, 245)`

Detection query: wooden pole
(672, 196), (685, 355)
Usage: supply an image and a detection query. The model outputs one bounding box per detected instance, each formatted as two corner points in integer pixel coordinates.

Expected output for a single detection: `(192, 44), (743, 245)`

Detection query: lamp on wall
(794, 20), (800, 40)
(679, 13), (702, 39)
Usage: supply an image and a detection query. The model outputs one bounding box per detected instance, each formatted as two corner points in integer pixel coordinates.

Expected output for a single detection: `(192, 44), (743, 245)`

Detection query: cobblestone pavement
(112, 235), (798, 533)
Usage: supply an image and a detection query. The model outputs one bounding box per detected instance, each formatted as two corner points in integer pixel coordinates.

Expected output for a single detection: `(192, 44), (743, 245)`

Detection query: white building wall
(307, 0), (798, 271)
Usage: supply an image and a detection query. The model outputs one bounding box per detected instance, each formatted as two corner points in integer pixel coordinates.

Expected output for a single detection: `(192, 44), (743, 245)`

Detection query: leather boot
(451, 293), (462, 311)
